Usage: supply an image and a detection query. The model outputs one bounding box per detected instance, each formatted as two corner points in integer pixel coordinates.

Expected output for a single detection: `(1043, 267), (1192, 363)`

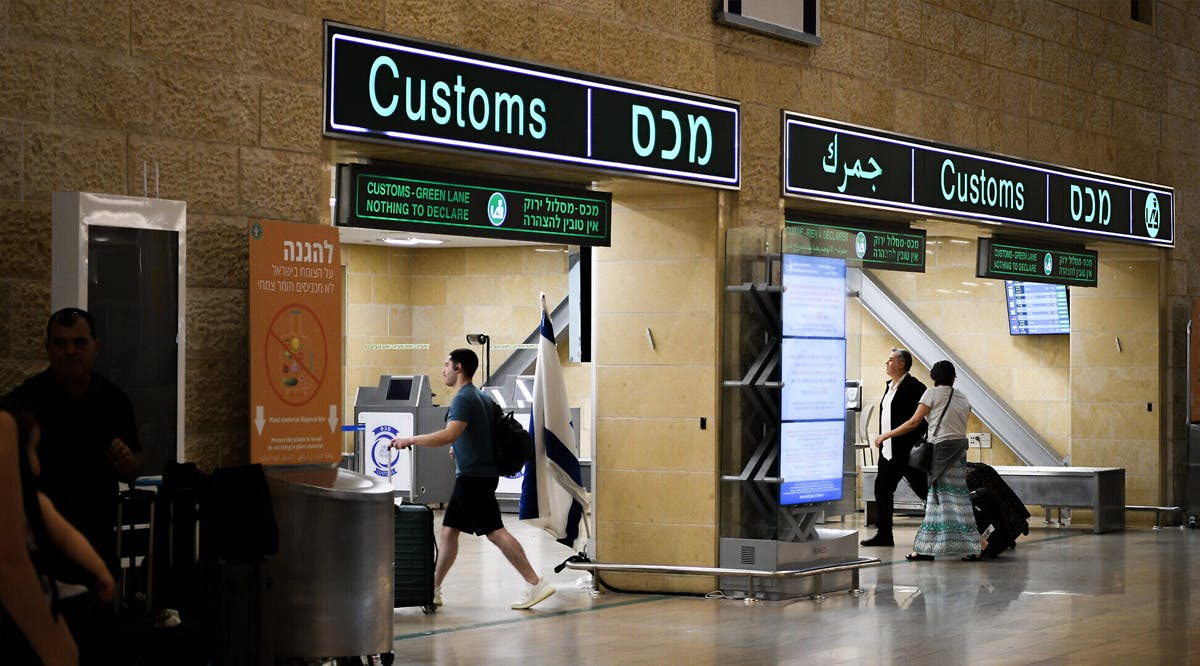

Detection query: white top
(879, 374), (905, 460)
(919, 385), (971, 443)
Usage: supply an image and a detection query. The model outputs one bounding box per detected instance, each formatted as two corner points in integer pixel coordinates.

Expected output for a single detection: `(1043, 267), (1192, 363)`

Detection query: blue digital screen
(779, 253), (846, 506)
(1005, 281), (1070, 335)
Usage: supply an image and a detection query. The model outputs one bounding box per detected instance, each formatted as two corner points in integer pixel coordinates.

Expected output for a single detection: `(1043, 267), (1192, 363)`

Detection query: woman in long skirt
(874, 360), (980, 561)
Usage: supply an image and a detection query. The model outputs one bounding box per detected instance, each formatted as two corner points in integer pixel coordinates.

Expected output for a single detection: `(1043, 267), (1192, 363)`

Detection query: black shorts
(443, 476), (503, 536)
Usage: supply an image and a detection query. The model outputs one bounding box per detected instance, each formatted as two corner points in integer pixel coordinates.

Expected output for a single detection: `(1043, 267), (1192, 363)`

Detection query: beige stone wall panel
(343, 243), (391, 276)
(594, 312), (716, 366)
(597, 469), (714, 524)
(261, 81), (322, 152)
(886, 39), (927, 92)
(186, 286), (247, 356)
(863, 0), (924, 40)
(184, 431), (247, 471)
(597, 417), (715, 472)
(984, 24), (1042, 79)
(607, 207), (718, 261)
(0, 122), (20, 200)
(596, 365), (715, 418)
(240, 8), (322, 82)
(1166, 42), (1200, 85)
(157, 66), (259, 145)
(0, 42), (55, 121)
(385, 1), (462, 45)
(24, 125), (127, 200)
(308, 0), (390, 33)
(1166, 80), (1200, 124)
(459, 0), (541, 62)
(128, 135), (237, 212)
(601, 260), (715, 314)
(54, 51), (155, 132)
(187, 214), (249, 289)
(811, 23), (890, 80)
(3, 280), (50, 362)
(596, 520), (716, 571)
(132, 0), (242, 69)
(411, 248), (465, 276)
(239, 147), (322, 221)
(1075, 10), (1127, 57)
(10, 0), (130, 52)
(0, 201), (52, 282)
(371, 272), (409, 305)
(185, 355), (248, 433)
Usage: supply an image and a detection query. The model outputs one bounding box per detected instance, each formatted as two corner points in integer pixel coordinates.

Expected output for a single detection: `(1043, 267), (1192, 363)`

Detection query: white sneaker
(511, 577), (555, 610)
(432, 586), (443, 607)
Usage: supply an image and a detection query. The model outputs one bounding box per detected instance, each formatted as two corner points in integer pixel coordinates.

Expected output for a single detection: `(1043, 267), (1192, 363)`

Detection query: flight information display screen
(1005, 281), (1070, 335)
(779, 253), (846, 506)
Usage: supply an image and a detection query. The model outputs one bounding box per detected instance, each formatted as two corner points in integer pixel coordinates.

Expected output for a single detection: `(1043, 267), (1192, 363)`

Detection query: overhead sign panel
(325, 22), (740, 188)
(976, 238), (1098, 287)
(337, 163), (612, 246)
(784, 219), (926, 272)
(783, 112), (1174, 247)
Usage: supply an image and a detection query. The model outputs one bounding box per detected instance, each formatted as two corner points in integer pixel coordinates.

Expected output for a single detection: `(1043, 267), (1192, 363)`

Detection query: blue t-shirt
(446, 383), (499, 477)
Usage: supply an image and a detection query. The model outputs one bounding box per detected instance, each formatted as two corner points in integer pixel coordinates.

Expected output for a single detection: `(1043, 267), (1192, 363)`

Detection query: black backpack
(488, 398), (533, 477)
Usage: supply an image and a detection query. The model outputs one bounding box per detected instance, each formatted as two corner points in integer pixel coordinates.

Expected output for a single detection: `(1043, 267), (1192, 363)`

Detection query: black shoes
(860, 533), (894, 547)
(906, 552), (934, 561)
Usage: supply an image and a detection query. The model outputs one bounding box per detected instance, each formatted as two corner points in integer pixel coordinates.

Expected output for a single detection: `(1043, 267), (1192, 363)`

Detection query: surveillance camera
(466, 333), (489, 345)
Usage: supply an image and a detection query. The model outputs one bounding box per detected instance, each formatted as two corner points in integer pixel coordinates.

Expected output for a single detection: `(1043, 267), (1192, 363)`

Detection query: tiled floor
(385, 511), (1200, 664)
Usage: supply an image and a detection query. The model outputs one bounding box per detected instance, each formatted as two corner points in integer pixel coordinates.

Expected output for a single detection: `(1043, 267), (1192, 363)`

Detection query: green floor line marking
(393, 594), (669, 641)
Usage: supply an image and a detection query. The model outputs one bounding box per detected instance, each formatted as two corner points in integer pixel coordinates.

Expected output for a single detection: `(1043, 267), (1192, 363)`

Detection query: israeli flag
(519, 294), (589, 548)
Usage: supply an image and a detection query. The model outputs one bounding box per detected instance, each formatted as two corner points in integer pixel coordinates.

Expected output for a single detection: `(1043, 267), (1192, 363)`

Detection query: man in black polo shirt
(10, 307), (142, 662)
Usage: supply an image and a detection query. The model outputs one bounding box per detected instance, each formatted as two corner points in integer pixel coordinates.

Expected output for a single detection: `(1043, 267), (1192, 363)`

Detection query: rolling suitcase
(394, 503), (437, 613)
(966, 462), (1030, 558)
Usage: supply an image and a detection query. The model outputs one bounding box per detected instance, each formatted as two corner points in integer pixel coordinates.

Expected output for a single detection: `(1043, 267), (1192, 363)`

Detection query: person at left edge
(9, 307), (143, 663)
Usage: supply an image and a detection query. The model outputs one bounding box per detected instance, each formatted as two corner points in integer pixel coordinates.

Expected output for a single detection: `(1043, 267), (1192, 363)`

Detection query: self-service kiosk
(354, 374), (588, 509)
(353, 375), (455, 504)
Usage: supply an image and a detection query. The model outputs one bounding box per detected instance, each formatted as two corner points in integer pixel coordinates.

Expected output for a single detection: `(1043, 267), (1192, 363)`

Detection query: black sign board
(783, 112), (1174, 247)
(976, 238), (1098, 287)
(325, 22), (740, 189)
(336, 163), (612, 246)
(784, 219), (926, 272)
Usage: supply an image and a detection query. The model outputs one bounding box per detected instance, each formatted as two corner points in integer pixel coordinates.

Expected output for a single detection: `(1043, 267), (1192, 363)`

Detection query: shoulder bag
(908, 388), (954, 473)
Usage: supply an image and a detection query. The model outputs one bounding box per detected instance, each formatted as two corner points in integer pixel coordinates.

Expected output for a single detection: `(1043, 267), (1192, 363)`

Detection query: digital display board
(779, 253), (846, 506)
(336, 162), (612, 246)
(780, 421), (844, 505)
(1005, 281), (1070, 335)
(325, 22), (740, 188)
(977, 238), (1097, 287)
(784, 219), (926, 272)
(783, 112), (1174, 247)
(781, 254), (845, 338)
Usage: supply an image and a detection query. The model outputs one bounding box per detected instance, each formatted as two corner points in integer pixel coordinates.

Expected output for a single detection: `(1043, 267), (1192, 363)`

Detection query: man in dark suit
(861, 348), (928, 547)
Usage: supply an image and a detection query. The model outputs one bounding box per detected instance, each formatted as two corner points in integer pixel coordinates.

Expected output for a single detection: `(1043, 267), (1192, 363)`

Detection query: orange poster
(248, 220), (343, 465)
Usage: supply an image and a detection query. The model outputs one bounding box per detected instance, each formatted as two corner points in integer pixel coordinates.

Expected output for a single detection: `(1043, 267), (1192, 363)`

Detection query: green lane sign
(336, 162), (611, 246)
(976, 238), (1098, 287)
(784, 219), (926, 272)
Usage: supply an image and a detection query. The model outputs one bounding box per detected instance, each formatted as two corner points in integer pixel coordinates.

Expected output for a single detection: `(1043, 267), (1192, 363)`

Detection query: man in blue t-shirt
(390, 348), (555, 610)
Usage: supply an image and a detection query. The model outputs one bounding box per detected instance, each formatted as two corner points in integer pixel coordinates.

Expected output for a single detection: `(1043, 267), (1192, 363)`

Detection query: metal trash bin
(265, 467), (394, 662)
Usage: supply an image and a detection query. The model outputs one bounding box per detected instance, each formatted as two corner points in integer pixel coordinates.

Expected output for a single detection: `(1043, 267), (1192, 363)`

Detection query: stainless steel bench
(862, 465), (1126, 534)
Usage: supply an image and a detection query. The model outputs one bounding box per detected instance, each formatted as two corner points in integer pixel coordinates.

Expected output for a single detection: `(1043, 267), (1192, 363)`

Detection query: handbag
(908, 388), (954, 473)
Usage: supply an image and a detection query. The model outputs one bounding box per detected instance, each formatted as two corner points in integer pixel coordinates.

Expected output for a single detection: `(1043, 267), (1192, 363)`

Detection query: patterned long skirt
(913, 453), (981, 557)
